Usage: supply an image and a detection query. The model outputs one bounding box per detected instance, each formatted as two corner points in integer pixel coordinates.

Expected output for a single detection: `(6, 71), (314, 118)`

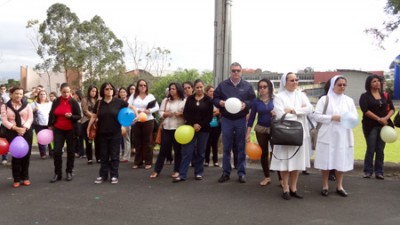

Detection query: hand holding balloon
(340, 112), (359, 129)
(225, 98), (242, 114)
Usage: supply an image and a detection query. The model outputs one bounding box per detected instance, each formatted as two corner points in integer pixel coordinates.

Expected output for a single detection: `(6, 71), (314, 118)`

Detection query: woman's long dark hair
(134, 79), (149, 98)
(257, 78), (274, 99)
(365, 74), (382, 94)
(168, 82), (184, 100)
(86, 85), (98, 100)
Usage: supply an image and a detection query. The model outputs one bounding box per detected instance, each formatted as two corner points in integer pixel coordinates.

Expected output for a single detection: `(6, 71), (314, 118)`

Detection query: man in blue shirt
(213, 62), (256, 183)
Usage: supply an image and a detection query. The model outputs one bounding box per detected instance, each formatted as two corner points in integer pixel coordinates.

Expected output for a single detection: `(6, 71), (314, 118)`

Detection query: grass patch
(249, 108), (400, 163)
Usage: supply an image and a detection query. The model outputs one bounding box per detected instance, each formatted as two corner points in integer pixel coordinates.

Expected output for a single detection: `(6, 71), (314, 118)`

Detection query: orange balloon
(246, 142), (262, 160)
(138, 112), (147, 122)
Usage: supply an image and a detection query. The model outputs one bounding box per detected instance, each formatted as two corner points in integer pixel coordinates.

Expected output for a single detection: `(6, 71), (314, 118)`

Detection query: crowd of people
(0, 63), (396, 200)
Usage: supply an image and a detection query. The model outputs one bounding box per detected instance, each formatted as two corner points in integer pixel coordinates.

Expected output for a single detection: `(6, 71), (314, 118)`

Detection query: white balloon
(225, 97), (242, 114)
(340, 112), (359, 129)
(380, 126), (397, 143)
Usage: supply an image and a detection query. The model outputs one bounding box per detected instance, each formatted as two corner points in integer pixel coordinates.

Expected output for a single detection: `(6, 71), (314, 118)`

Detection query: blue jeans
(98, 133), (121, 179)
(179, 131), (209, 180)
(363, 126), (385, 175)
(221, 117), (247, 177)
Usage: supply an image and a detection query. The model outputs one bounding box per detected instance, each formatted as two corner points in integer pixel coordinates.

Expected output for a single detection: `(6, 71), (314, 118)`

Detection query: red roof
(314, 70), (384, 84)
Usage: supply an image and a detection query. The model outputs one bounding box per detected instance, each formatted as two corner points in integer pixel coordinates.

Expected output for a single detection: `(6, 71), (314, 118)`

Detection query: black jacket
(48, 97), (82, 137)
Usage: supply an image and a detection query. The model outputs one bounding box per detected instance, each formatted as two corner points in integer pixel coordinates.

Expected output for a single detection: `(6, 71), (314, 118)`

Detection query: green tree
(365, 0), (400, 48)
(38, 3), (80, 81)
(78, 16), (125, 82)
(150, 69), (213, 102)
(28, 3), (126, 90)
(6, 79), (20, 88)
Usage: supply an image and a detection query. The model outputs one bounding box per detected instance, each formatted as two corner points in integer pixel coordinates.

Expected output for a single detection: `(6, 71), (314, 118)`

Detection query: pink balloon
(9, 136), (29, 158)
(37, 129), (54, 145)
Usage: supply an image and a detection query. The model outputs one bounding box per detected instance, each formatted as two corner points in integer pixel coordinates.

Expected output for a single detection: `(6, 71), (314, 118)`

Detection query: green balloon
(175, 125), (195, 144)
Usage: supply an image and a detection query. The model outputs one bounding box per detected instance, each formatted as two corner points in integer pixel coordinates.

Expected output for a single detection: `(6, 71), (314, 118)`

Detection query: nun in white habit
(313, 75), (356, 197)
(270, 72), (313, 200)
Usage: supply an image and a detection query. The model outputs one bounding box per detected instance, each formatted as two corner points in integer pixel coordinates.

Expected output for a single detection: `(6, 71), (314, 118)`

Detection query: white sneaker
(111, 177), (118, 184)
(94, 177), (104, 184)
(2, 160), (7, 165)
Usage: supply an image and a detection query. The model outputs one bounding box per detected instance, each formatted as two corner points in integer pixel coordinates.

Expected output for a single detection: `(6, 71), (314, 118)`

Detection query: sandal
(12, 182), (20, 188)
(171, 172), (179, 178)
(259, 178), (271, 186)
(132, 165), (139, 169)
(144, 165), (152, 170)
(23, 180), (31, 186)
(150, 172), (159, 179)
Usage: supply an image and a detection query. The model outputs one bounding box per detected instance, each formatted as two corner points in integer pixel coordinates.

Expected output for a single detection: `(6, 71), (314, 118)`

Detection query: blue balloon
(341, 112), (359, 129)
(210, 116), (219, 127)
(118, 107), (136, 126)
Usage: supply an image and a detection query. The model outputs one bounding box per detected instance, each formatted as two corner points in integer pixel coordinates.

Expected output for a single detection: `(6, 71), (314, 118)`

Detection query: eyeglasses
(104, 88), (113, 91)
(139, 84), (147, 87)
(231, 70), (241, 73)
(259, 85), (268, 89)
(337, 84), (347, 87)
(288, 79), (299, 82)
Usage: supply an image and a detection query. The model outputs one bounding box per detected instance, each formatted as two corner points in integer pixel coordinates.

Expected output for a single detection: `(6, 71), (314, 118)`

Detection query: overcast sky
(0, 0), (397, 80)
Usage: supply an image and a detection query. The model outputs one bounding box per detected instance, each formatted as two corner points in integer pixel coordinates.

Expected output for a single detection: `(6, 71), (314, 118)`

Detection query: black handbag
(270, 113), (303, 146)
(394, 111), (400, 128)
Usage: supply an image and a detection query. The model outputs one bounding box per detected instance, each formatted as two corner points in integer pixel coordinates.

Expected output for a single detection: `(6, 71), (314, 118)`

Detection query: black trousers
(205, 126), (221, 164)
(53, 128), (75, 175)
(255, 131), (271, 178)
(6, 129), (33, 182)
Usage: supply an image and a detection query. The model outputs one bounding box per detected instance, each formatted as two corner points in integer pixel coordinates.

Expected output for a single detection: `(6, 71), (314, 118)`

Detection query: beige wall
(20, 66), (66, 94)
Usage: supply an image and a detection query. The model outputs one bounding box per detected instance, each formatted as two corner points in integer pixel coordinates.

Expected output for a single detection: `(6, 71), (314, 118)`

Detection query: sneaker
(195, 175), (203, 180)
(94, 177), (105, 184)
(2, 160), (7, 166)
(111, 177), (119, 184)
(218, 175), (230, 183)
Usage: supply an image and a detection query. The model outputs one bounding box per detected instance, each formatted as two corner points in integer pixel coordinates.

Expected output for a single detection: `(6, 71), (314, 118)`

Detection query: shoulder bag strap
(316, 96), (329, 130)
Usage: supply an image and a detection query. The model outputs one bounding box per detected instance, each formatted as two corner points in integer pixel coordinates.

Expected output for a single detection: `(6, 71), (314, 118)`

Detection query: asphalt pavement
(1, 149), (400, 225)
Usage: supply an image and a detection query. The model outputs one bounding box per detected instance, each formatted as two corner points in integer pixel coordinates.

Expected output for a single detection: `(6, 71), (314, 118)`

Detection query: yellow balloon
(174, 125), (195, 144)
(380, 126), (397, 143)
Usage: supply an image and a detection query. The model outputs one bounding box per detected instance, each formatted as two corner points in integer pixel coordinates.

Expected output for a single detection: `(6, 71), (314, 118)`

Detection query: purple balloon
(9, 136), (29, 159)
(37, 129), (54, 145)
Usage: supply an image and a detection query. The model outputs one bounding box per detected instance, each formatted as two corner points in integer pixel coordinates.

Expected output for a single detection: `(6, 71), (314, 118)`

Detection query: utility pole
(214, 0), (232, 85)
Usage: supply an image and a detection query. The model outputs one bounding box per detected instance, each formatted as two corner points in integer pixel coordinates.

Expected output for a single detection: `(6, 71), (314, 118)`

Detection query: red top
(54, 96), (73, 130)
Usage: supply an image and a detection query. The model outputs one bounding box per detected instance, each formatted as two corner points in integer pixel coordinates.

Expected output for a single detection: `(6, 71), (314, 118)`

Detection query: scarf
(6, 100), (28, 127)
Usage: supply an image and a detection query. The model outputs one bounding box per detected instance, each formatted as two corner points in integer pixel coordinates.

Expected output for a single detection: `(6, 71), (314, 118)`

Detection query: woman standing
(81, 85), (99, 164)
(48, 83), (81, 183)
(150, 83), (186, 179)
(31, 90), (52, 159)
(270, 72), (313, 200)
(118, 87), (131, 163)
(173, 79), (213, 182)
(1, 87), (34, 187)
(72, 90), (85, 158)
(127, 84), (136, 157)
(204, 85), (221, 167)
(129, 79), (159, 169)
(314, 75), (357, 197)
(89, 82), (137, 184)
(246, 78), (274, 186)
(359, 75), (394, 180)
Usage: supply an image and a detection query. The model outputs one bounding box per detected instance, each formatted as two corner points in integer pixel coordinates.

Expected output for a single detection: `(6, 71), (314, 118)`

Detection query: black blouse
(359, 92), (394, 136)
(183, 95), (214, 133)
(94, 97), (128, 136)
